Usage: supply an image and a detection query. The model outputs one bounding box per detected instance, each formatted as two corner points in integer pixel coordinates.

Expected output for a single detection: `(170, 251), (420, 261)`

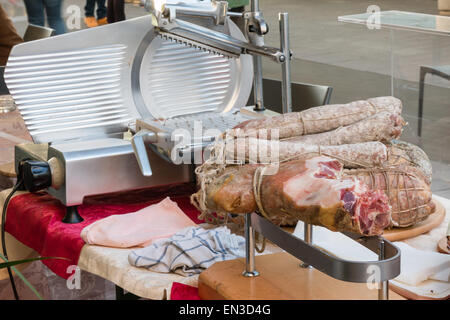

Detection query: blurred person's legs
(107, 0), (125, 23)
(43, 0), (65, 35)
(84, 0), (98, 27)
(23, 0), (45, 27)
(0, 4), (23, 66)
(96, 0), (107, 25)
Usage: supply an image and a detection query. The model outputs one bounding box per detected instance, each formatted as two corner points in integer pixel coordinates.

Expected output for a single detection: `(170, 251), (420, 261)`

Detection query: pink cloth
(81, 197), (197, 248)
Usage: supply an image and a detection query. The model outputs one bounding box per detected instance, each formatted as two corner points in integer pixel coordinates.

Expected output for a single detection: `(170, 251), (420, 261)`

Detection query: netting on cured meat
(191, 96), (434, 236)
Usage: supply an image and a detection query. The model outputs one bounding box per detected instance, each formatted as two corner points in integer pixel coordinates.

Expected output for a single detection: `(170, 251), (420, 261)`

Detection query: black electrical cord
(1, 178), (24, 300)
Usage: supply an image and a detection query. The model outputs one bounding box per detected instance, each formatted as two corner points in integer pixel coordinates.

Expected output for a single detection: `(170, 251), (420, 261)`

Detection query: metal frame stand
(300, 223), (313, 269)
(242, 213), (259, 277)
(378, 237), (389, 300)
(242, 213), (400, 300)
(248, 0), (266, 112)
(279, 12), (292, 114)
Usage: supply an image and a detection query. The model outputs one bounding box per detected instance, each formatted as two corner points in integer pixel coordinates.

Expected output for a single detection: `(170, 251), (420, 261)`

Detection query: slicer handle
(131, 129), (156, 177)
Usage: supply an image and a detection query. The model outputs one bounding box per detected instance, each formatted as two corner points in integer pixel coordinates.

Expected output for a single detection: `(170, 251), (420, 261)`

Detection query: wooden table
(198, 252), (405, 300)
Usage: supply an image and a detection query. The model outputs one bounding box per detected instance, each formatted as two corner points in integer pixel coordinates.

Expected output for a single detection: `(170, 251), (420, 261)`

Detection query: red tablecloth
(170, 282), (201, 300)
(5, 183), (203, 280)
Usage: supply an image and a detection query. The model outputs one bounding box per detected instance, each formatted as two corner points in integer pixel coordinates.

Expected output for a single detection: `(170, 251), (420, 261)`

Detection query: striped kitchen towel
(128, 226), (246, 276)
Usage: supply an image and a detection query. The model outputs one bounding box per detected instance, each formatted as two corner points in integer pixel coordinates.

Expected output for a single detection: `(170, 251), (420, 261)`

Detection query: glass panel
(340, 11), (450, 198)
(339, 10), (450, 35)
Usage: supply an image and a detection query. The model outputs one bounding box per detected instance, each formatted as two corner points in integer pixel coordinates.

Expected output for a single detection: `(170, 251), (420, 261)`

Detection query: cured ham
(191, 156), (392, 236)
(192, 96), (434, 233)
(344, 166), (434, 227)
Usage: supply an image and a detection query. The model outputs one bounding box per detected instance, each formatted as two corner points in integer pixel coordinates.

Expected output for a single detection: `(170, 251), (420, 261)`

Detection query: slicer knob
(19, 160), (52, 192)
(48, 157), (64, 190)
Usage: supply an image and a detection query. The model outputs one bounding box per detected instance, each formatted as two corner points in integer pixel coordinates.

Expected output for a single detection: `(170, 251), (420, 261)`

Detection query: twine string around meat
(192, 135), (388, 224)
(228, 101), (383, 139)
(348, 167), (428, 226)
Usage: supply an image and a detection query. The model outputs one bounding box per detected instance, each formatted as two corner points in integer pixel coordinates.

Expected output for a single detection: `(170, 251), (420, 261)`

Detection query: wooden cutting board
(437, 237), (450, 254)
(382, 199), (446, 242)
(198, 252), (405, 300)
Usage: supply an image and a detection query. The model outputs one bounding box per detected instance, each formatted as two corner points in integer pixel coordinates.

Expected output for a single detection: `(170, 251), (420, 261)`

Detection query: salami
(191, 156), (392, 235)
(285, 112), (405, 145)
(228, 96), (402, 139)
(386, 140), (432, 184)
(219, 139), (388, 168)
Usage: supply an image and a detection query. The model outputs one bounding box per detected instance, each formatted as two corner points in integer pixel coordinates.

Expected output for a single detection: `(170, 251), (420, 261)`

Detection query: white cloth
(128, 226), (246, 277)
(393, 242), (450, 286)
(293, 221), (377, 262)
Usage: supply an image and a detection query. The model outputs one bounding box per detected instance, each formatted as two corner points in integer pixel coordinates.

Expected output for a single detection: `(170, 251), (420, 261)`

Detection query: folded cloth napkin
(81, 197), (197, 248)
(128, 226), (246, 276)
(393, 242), (450, 286)
(293, 221), (377, 262)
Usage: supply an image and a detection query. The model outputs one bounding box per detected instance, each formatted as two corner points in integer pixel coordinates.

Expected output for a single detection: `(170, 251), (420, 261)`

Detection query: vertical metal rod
(279, 12), (292, 114)
(252, 55), (265, 111)
(242, 213), (259, 277)
(300, 223), (313, 268)
(249, 0), (265, 112)
(389, 29), (394, 96)
(378, 238), (389, 300)
(251, 0), (259, 11)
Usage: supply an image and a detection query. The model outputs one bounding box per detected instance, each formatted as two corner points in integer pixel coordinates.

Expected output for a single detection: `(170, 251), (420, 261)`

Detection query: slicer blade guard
(4, 15), (253, 144)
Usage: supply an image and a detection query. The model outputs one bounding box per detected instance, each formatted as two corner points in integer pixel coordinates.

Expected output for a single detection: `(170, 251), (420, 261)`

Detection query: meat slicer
(5, 0), (293, 223)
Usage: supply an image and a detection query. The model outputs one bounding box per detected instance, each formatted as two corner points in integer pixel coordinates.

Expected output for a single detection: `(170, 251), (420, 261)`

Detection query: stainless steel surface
(4, 17), (154, 144)
(279, 13), (292, 114)
(251, 55), (264, 111)
(5, 44), (133, 142)
(162, 0), (228, 25)
(131, 129), (156, 176)
(251, 0), (259, 12)
(136, 109), (255, 165)
(247, 0), (268, 111)
(243, 213), (260, 277)
(338, 10), (450, 36)
(137, 18), (253, 119)
(300, 223), (313, 269)
(227, 11), (243, 18)
(157, 18), (285, 62)
(378, 238), (389, 300)
(5, 15), (253, 144)
(47, 138), (193, 206)
(250, 213), (401, 283)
